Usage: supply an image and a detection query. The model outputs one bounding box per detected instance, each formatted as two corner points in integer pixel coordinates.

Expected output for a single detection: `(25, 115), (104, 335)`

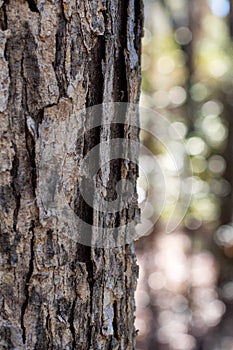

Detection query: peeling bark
(0, 0), (143, 349)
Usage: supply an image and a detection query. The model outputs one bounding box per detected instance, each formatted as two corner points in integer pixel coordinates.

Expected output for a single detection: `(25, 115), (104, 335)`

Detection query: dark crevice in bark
(53, 3), (67, 98)
(86, 35), (105, 108)
(83, 126), (102, 157)
(0, 2), (7, 30)
(25, 0), (39, 13)
(69, 297), (76, 350)
(81, 31), (105, 345)
(45, 310), (52, 349)
(134, 0), (144, 57)
(73, 173), (93, 340)
(79, 130), (100, 346)
(21, 221), (35, 344)
(44, 102), (58, 108)
(10, 142), (21, 233)
(73, 183), (94, 347)
(45, 229), (54, 260)
(34, 108), (44, 134)
(74, 181), (93, 229)
(22, 23), (41, 115)
(114, 0), (128, 103)
(74, 246), (92, 271)
(22, 46), (39, 201)
(25, 121), (37, 197)
(134, 0), (144, 101)
(61, 0), (67, 22)
(109, 124), (125, 236)
(26, 107), (45, 137)
(78, 39), (105, 322)
(113, 300), (118, 340)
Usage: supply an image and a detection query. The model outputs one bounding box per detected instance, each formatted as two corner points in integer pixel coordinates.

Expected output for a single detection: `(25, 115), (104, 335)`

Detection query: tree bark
(0, 0), (143, 349)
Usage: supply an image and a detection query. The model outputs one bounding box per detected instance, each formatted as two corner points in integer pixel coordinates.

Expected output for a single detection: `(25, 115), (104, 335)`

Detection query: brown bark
(0, 0), (143, 349)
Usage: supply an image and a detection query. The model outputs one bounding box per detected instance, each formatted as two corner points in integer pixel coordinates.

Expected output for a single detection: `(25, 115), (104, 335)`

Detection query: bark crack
(45, 312), (51, 349)
(53, 1), (68, 98)
(113, 300), (118, 340)
(113, 0), (128, 103)
(85, 35), (105, 108)
(25, 0), (39, 13)
(22, 50), (38, 200)
(25, 121), (37, 197)
(69, 297), (76, 350)
(10, 142), (21, 233)
(0, 0), (7, 31)
(21, 221), (35, 344)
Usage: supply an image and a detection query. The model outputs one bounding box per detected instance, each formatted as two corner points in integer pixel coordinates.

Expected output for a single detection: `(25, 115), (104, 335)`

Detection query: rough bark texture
(0, 0), (143, 349)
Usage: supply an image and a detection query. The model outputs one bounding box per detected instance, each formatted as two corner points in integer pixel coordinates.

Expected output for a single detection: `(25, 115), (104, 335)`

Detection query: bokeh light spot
(175, 27), (192, 45)
(208, 59), (228, 77)
(148, 272), (166, 290)
(208, 155), (226, 175)
(190, 83), (209, 102)
(215, 224), (233, 246)
(157, 56), (176, 75)
(186, 137), (206, 156)
(169, 86), (187, 106)
(208, 0), (230, 18)
(201, 100), (223, 116)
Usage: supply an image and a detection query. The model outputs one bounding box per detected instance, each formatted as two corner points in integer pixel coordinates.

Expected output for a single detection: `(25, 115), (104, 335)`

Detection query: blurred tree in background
(136, 0), (233, 349)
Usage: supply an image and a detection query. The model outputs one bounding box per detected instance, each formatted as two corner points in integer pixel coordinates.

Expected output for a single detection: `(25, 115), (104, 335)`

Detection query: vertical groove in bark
(25, 0), (39, 13)
(0, 0), (143, 348)
(10, 142), (21, 233)
(21, 221), (35, 344)
(113, 0), (128, 103)
(86, 34), (105, 107)
(53, 3), (67, 98)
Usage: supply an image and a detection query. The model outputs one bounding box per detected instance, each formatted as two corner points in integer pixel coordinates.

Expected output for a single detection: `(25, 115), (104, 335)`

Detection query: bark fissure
(69, 297), (77, 350)
(34, 107), (44, 135)
(134, 0), (144, 55)
(22, 22), (41, 115)
(45, 312), (51, 349)
(0, 1), (7, 30)
(25, 126), (37, 196)
(114, 0), (128, 103)
(10, 142), (21, 233)
(53, 3), (67, 98)
(86, 36), (105, 108)
(21, 221), (35, 344)
(22, 73), (38, 202)
(113, 299), (118, 340)
(80, 12), (107, 343)
(25, 0), (39, 13)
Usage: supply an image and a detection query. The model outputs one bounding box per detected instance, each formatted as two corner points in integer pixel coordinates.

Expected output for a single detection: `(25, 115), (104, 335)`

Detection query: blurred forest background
(135, 0), (233, 349)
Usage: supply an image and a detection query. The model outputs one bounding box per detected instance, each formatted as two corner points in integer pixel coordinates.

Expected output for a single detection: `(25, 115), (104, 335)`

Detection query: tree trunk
(0, 0), (143, 349)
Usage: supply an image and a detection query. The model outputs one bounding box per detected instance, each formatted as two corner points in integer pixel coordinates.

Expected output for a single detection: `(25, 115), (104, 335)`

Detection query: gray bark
(0, 0), (143, 349)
